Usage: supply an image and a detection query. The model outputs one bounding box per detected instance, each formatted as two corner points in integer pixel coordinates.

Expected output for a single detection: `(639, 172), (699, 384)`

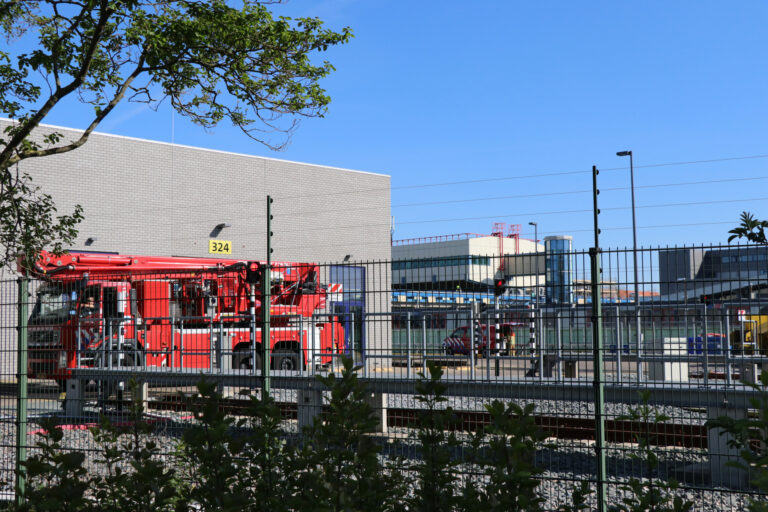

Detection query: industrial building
(1, 120), (392, 372)
(392, 225), (574, 304)
(659, 245), (768, 302)
(389, 227), (575, 358)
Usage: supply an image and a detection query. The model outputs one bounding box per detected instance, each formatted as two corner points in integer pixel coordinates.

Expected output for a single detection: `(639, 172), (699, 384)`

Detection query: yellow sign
(209, 240), (232, 255)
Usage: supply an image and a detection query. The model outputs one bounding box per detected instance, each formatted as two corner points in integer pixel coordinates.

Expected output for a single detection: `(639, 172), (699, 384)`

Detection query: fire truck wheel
(273, 350), (301, 371)
(233, 349), (262, 371)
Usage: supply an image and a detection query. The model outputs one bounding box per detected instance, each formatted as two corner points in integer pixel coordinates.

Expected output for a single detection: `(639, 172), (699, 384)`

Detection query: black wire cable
(271, 152), (768, 201)
(113, 153), (768, 215)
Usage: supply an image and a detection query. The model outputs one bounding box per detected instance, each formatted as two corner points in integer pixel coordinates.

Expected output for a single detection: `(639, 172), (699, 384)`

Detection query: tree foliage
(728, 211), (768, 245)
(0, 0), (351, 269)
(0, 166), (83, 270)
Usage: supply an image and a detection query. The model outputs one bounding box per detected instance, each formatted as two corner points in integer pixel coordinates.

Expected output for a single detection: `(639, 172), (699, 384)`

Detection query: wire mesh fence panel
(3, 244), (768, 509)
(0, 279), (20, 499)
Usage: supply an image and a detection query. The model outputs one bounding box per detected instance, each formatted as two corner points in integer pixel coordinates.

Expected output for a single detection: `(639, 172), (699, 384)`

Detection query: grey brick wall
(3, 122), (390, 263)
(0, 121), (392, 377)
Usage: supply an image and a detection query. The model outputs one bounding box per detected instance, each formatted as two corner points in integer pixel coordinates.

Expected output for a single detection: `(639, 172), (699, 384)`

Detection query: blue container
(687, 336), (724, 355)
(609, 343), (630, 354)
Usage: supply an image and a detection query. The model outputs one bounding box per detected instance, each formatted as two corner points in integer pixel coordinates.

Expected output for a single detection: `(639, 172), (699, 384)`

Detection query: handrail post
(179, 319), (184, 369)
(310, 313), (317, 376)
(486, 308), (492, 381)
(469, 307), (476, 380)
(406, 312), (412, 379)
(725, 314), (732, 386)
(77, 318), (82, 368)
(421, 315), (427, 376)
(702, 306), (709, 387)
(556, 311), (563, 381)
(209, 319), (214, 372)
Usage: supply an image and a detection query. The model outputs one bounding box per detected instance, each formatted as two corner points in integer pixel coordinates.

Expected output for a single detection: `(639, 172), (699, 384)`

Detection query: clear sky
(24, 1), (768, 251)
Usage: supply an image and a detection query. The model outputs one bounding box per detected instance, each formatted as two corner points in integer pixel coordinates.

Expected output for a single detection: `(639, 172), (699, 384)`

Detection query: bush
(16, 381), (180, 512)
(12, 359), (680, 511)
(609, 391), (693, 512)
(302, 357), (407, 512)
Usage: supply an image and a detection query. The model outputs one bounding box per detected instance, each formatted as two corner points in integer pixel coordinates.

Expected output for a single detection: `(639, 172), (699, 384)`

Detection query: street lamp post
(616, 151), (639, 306)
(617, 150), (642, 381)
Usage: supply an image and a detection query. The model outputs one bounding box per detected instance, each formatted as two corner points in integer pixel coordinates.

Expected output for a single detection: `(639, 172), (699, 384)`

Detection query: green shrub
(175, 380), (249, 511)
(472, 400), (546, 512)
(609, 391), (693, 512)
(233, 386), (299, 512)
(12, 361), (706, 512)
(302, 357), (407, 512)
(410, 362), (461, 512)
(15, 416), (91, 512)
(90, 384), (184, 512)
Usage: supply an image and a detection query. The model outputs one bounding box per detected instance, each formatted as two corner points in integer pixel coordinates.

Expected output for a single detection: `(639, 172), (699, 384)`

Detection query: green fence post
(15, 277), (29, 506)
(262, 195), (273, 396)
(591, 166), (607, 512)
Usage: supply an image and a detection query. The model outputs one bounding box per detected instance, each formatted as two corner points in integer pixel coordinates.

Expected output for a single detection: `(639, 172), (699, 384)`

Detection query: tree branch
(8, 53), (148, 163)
(0, 0), (111, 169)
(50, 2), (93, 90)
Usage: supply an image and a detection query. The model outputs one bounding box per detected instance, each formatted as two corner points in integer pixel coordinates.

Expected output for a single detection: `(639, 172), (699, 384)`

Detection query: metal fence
(2, 244), (768, 510)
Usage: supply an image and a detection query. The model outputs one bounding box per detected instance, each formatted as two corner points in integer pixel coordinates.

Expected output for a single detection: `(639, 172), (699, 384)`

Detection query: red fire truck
(21, 251), (344, 388)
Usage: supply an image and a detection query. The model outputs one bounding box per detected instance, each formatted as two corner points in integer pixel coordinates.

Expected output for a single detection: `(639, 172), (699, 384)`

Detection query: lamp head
(616, 151), (632, 157)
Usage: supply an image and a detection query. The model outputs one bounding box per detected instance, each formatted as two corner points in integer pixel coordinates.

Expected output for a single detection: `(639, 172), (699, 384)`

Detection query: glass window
(329, 265), (366, 302)
(449, 327), (465, 338)
(35, 285), (77, 318)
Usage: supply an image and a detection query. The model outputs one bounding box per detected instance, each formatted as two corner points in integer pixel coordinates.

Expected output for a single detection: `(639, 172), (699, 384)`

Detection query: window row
(392, 255), (490, 271)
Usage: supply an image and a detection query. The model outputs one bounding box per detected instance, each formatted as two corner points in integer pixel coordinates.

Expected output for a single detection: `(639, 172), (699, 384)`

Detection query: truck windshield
(30, 285), (77, 324)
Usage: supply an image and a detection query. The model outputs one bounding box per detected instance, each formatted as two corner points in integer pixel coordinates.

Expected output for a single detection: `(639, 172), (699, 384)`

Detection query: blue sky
(24, 1), (768, 250)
